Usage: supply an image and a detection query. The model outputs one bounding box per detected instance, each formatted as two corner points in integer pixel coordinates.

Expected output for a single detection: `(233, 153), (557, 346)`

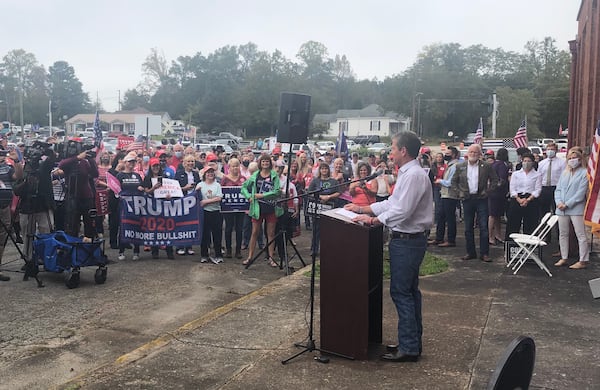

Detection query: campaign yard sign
(153, 178), (184, 199)
(221, 186), (249, 212)
(119, 192), (203, 246)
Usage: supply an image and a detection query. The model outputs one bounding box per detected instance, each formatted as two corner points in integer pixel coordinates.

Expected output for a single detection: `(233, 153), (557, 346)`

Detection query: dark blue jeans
(435, 198), (457, 243)
(389, 235), (427, 356)
(224, 212), (244, 253)
(432, 186), (442, 226)
(463, 198), (489, 257)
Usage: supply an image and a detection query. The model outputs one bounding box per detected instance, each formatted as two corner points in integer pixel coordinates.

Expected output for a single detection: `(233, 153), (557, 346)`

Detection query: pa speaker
(278, 92), (311, 144)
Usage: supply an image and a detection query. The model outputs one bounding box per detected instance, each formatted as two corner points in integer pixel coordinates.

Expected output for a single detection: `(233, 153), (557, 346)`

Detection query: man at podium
(345, 131), (433, 363)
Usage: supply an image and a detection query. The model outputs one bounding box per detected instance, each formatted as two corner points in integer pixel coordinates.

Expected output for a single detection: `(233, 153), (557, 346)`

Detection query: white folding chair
(507, 212), (552, 268)
(509, 215), (558, 277)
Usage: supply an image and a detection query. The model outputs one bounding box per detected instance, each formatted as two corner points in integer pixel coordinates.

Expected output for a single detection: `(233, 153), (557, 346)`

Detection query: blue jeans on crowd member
(463, 197), (489, 257)
(435, 198), (457, 243)
(224, 212), (244, 254)
(432, 186), (442, 225)
(389, 235), (427, 356)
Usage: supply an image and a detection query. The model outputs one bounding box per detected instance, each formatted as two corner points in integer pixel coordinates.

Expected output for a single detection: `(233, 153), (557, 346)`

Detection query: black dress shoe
(0, 274), (10, 281)
(381, 351), (419, 362)
(480, 255), (492, 262)
(461, 254), (477, 260)
(386, 344), (398, 352)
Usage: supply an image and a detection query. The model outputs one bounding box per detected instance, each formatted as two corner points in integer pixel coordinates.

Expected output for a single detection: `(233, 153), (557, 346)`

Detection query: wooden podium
(319, 209), (383, 360)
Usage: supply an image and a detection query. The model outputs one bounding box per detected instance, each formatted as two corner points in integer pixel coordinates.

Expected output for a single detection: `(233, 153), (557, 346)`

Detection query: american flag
(473, 117), (483, 145)
(513, 119), (528, 148)
(584, 120), (600, 232)
(93, 111), (102, 148)
(587, 120), (600, 183)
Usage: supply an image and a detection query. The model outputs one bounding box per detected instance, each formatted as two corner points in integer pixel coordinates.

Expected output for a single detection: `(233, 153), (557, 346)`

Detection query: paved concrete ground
(53, 226), (600, 390)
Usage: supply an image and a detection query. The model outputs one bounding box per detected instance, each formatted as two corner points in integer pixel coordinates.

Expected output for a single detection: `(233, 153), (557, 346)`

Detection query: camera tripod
(243, 209), (305, 274)
(0, 207), (51, 287)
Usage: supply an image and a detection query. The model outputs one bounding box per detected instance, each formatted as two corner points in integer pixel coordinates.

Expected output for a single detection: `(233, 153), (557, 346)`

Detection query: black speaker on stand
(278, 92), (311, 144)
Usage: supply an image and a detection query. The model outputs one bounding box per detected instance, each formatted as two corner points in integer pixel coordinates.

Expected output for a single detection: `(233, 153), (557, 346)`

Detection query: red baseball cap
(149, 157), (160, 166)
(205, 153), (218, 162)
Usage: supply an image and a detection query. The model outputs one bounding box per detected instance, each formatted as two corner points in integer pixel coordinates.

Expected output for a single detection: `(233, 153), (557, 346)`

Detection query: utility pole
(491, 92), (498, 138)
(48, 99), (52, 128)
(118, 90), (121, 111)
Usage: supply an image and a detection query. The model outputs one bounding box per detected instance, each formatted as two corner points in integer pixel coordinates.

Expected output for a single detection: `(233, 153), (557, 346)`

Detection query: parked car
(316, 141), (336, 154)
(346, 139), (361, 151)
(555, 139), (568, 152)
(367, 143), (391, 154)
(218, 132), (243, 142)
(352, 135), (380, 145)
(536, 138), (555, 149)
(212, 138), (238, 150)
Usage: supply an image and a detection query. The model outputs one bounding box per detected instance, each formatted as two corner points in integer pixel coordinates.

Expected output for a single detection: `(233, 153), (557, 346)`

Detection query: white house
(313, 104), (409, 138)
(65, 108), (171, 137)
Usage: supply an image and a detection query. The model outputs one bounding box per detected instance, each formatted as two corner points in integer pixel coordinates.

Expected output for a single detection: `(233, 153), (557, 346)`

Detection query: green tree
(495, 86), (542, 139)
(2, 49), (39, 127)
(48, 61), (92, 124)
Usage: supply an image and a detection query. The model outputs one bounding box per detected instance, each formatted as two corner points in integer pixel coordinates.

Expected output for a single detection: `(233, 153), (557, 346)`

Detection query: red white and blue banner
(119, 192), (203, 246)
(220, 186), (249, 213)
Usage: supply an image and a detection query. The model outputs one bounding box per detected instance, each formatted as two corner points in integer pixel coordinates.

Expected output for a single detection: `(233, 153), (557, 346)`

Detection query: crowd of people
(0, 135), (404, 281)
(426, 142), (590, 269)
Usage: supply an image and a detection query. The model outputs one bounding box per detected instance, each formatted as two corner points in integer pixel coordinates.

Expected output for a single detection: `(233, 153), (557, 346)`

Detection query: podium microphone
(364, 169), (384, 181)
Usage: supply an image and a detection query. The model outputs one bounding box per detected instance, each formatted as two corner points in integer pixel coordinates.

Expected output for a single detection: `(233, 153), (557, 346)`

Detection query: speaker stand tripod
(281, 198), (353, 364)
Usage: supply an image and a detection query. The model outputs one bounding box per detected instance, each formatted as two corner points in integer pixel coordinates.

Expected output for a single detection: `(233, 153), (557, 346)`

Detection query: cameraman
(13, 142), (56, 259)
(0, 148), (23, 281)
(58, 145), (99, 239)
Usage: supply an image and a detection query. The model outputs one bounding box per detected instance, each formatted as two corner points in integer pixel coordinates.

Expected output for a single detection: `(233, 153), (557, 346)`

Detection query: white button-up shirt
(467, 161), (479, 194)
(371, 159), (433, 233)
(537, 157), (566, 187)
(510, 168), (542, 198)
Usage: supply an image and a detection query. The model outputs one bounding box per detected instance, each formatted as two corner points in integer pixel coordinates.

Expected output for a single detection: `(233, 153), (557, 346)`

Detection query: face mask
(101, 158), (110, 164)
(443, 155), (452, 162)
(468, 157), (478, 164)
(175, 152), (183, 159)
(142, 156), (150, 163)
(568, 158), (580, 168)
(546, 150), (556, 158)
(242, 161), (250, 167)
(522, 161), (533, 171)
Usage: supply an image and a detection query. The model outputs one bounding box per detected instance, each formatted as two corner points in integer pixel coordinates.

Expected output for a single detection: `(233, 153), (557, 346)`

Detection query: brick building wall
(569, 0), (600, 150)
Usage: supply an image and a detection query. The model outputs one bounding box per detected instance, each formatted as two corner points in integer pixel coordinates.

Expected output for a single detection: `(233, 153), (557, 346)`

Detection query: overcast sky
(3, 0), (581, 113)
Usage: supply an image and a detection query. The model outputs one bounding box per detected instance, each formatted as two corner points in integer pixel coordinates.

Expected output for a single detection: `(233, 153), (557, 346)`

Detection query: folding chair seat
(507, 212), (551, 268)
(508, 212), (552, 242)
(509, 215), (558, 277)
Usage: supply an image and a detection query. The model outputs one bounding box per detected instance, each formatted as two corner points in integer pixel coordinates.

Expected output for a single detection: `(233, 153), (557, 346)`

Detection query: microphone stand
(280, 172), (381, 364)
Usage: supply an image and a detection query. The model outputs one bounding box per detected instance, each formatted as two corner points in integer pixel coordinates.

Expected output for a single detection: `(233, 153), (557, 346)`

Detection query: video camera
(55, 140), (96, 160)
(23, 141), (54, 164)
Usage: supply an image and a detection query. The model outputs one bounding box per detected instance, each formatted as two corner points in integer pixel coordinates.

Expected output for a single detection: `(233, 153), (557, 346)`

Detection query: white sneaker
(177, 249), (186, 255)
(200, 257), (209, 263)
(118, 253), (125, 261)
(132, 254), (140, 261)
(212, 257), (223, 264)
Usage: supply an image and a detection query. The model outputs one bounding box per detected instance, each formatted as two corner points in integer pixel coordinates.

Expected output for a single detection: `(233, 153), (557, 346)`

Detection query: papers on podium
(321, 208), (362, 225)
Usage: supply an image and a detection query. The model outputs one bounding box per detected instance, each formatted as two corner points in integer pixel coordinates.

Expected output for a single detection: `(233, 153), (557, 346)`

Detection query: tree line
(0, 38), (570, 140)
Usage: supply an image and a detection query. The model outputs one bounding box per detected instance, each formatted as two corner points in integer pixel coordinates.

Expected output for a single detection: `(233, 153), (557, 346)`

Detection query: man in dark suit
(451, 144), (498, 262)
